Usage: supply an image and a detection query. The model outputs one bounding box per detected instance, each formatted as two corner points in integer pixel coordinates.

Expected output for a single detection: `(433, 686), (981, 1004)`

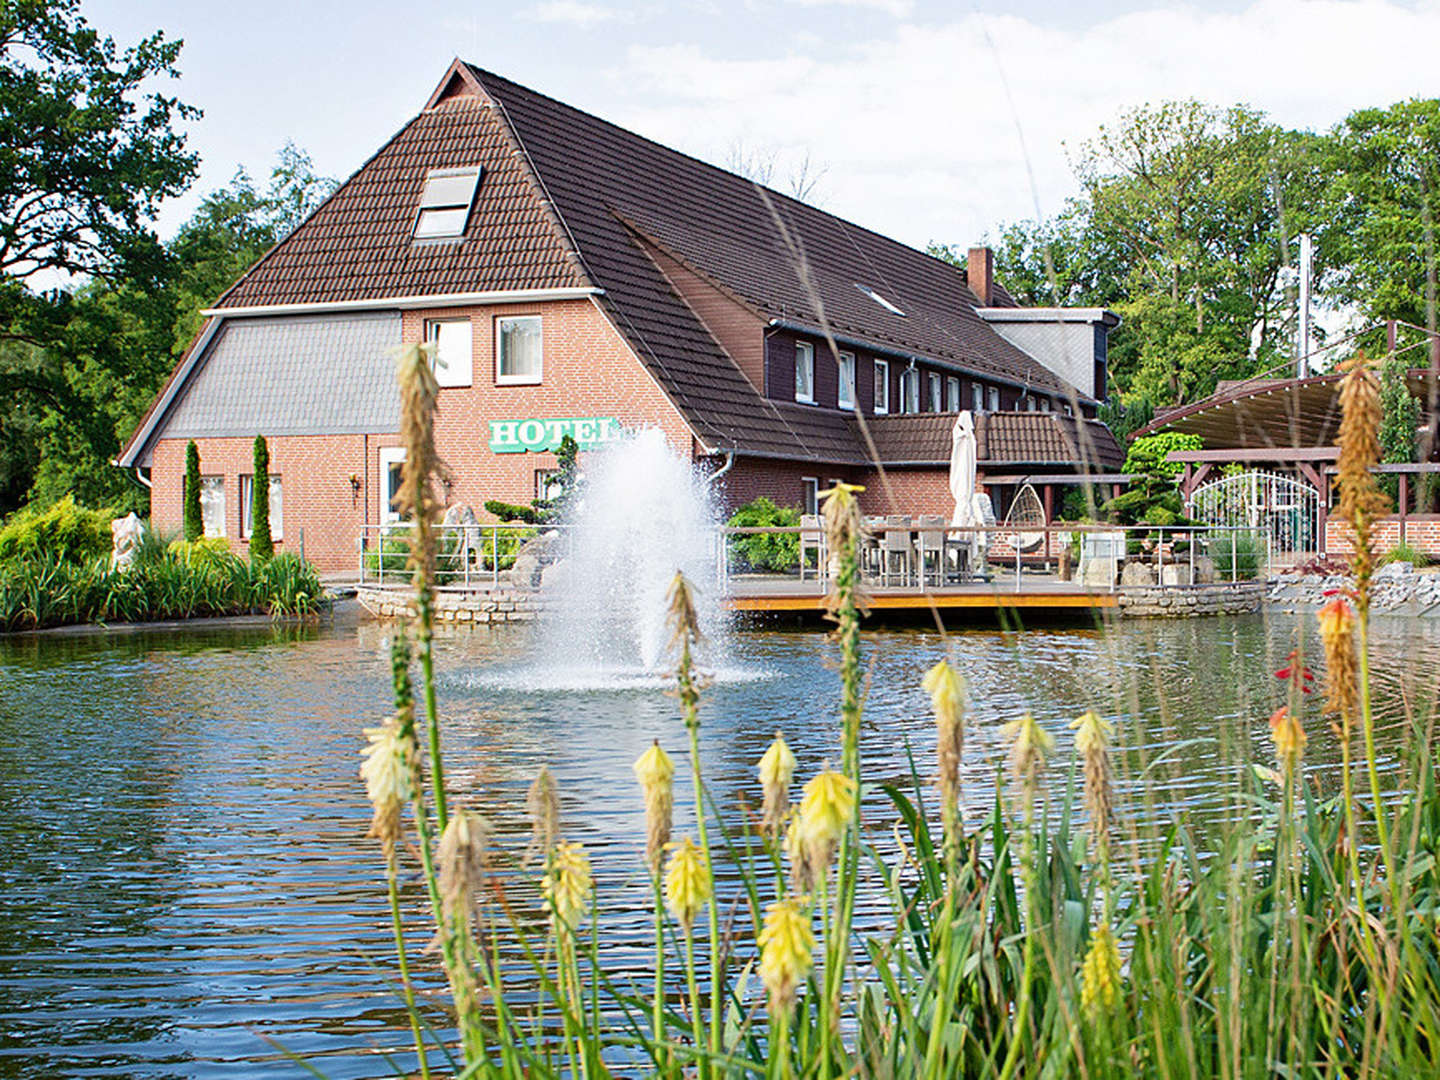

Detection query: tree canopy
(937, 97), (1439, 411)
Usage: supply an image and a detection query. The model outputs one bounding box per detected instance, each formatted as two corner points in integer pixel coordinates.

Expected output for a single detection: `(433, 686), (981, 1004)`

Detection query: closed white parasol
(949, 411), (977, 528)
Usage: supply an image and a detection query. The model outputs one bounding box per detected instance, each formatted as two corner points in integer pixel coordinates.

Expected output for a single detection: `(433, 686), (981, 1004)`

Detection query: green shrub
(183, 441), (202, 543)
(0, 546), (326, 631)
(0, 497), (114, 567)
(250, 435), (273, 561)
(1380, 541), (1431, 568)
(167, 536), (232, 570)
(1209, 529), (1266, 579)
(484, 499), (542, 525)
(1123, 431), (1203, 481)
(726, 496), (801, 572)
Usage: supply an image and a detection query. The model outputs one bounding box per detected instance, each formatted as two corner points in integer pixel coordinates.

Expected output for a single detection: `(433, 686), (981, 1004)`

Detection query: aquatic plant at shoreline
(359, 348), (1440, 1079)
(0, 544), (325, 630)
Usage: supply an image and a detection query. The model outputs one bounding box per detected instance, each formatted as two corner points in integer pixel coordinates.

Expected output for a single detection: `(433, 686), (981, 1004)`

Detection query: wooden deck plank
(724, 590), (1117, 612)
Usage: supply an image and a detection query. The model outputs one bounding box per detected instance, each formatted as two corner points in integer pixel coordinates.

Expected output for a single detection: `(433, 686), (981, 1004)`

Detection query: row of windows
(425, 314), (542, 389)
(197, 475), (284, 540)
(792, 340), (1069, 416)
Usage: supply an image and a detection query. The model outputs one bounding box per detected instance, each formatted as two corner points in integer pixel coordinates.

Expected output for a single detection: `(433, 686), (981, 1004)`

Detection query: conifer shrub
(183, 441), (203, 542)
(249, 435), (273, 561)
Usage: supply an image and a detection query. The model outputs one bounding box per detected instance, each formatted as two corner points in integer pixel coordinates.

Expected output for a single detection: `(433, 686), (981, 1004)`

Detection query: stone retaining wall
(356, 585), (543, 624)
(1117, 581), (1265, 618)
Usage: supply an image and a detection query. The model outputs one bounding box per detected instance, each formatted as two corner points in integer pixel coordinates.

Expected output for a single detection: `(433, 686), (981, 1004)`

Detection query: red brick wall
(150, 297), (695, 573)
(1325, 515), (1440, 556)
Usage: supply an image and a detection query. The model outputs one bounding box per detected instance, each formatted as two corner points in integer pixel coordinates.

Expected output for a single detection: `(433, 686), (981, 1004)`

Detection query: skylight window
(856, 284), (906, 317)
(414, 166), (483, 239)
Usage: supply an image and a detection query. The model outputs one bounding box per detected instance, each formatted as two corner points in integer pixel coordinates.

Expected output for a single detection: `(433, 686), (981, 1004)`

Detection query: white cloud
(784, 0), (915, 16)
(606, 0), (1440, 251)
(529, 1), (637, 28)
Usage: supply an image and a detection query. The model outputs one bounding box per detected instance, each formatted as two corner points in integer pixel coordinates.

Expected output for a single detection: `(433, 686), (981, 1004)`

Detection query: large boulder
(110, 512), (145, 571)
(1193, 555), (1217, 584)
(1120, 561), (1155, 587)
(1160, 563), (1191, 587)
(1081, 557), (1118, 588)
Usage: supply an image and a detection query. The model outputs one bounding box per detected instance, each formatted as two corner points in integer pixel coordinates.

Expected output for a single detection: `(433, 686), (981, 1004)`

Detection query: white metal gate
(1187, 469), (1321, 562)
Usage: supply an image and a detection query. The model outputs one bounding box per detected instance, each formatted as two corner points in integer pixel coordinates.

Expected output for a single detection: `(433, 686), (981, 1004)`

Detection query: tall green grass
(0, 545), (326, 630)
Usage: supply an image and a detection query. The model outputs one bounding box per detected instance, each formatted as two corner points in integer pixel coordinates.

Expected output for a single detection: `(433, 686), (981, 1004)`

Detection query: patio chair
(916, 514), (947, 588)
(882, 515), (914, 587)
(798, 514), (823, 581)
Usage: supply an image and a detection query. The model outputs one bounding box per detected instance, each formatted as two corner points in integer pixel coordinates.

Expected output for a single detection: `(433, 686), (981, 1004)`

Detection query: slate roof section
(156, 313), (401, 448)
(857, 412), (1124, 470)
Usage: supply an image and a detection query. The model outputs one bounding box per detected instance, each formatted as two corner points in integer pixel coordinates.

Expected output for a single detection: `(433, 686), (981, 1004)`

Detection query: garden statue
(111, 513), (145, 570)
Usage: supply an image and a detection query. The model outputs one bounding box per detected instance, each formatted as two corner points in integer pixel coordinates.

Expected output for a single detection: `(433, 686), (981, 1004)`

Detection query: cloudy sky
(88, 0), (1440, 253)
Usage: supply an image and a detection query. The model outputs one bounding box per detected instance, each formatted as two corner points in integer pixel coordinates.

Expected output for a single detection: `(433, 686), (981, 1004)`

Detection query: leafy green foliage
(249, 434), (273, 561)
(0, 546), (325, 630)
(1097, 396), (1154, 441)
(183, 441), (201, 542)
(0, 496), (112, 565)
(726, 496), (801, 572)
(484, 500), (541, 525)
(1124, 433), (1203, 481)
(487, 435), (584, 526)
(1208, 528), (1266, 578)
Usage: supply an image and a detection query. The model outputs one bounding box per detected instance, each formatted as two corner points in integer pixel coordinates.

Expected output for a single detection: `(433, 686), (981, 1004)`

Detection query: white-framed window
(1022, 396), (1036, 412)
(240, 474), (283, 541)
(928, 372), (942, 412)
(987, 386), (1001, 412)
(1040, 398), (1052, 412)
(496, 315), (542, 385)
(837, 351), (856, 410)
(873, 359), (890, 414)
(802, 477), (819, 516)
(536, 469), (564, 502)
(947, 377), (960, 412)
(971, 382), (985, 413)
(1062, 402), (1073, 416)
(794, 341), (815, 404)
(426, 319), (473, 388)
(200, 476), (226, 538)
(380, 447), (408, 523)
(902, 368), (920, 414)
(414, 166), (483, 240)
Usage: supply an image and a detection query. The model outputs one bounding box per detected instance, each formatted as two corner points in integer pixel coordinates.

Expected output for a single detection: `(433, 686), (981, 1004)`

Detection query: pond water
(2, 605), (1438, 1078)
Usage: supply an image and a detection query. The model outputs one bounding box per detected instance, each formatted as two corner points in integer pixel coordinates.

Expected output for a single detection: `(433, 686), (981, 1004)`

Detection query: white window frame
(496, 315), (543, 386)
(873, 359), (890, 415)
(971, 383), (985, 413)
(426, 318), (473, 388)
(802, 477), (819, 516)
(928, 372), (942, 412)
(240, 474), (284, 541)
(200, 476), (226, 539)
(947, 376), (960, 412)
(414, 166), (483, 240)
(902, 368), (920, 414)
(794, 341), (815, 404)
(987, 386), (1001, 412)
(379, 447), (408, 524)
(837, 351), (856, 411)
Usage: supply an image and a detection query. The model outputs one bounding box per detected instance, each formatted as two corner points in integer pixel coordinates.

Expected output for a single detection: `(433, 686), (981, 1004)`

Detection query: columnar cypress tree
(183, 441), (203, 542)
(250, 434), (273, 560)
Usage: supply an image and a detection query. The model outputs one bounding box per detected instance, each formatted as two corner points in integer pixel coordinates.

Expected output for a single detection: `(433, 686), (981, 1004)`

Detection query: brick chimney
(967, 246), (993, 307)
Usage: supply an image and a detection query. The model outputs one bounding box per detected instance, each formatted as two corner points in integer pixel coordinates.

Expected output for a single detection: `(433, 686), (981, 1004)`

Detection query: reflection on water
(2, 607), (1439, 1077)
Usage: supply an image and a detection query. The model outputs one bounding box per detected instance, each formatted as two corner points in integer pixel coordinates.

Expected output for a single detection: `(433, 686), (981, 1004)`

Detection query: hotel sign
(488, 416), (623, 454)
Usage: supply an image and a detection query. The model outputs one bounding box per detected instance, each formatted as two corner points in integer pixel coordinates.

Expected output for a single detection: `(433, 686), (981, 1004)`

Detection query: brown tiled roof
(196, 61), (1101, 467)
(470, 66), (1076, 398)
(215, 97), (588, 308)
(856, 412), (1124, 470)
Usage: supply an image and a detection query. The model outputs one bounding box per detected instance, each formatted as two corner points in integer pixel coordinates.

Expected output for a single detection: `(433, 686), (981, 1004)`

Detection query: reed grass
(0, 543), (325, 630)
(361, 349), (1440, 1079)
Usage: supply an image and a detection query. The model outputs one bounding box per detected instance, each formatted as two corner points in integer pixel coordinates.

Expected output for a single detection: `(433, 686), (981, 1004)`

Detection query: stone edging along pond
(1116, 581), (1266, 618)
(356, 584), (541, 623)
(1266, 561), (1440, 617)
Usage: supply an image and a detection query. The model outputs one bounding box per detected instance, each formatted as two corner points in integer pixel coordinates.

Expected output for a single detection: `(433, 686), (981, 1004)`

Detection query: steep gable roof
(466, 64), (1080, 401)
(213, 94), (589, 309)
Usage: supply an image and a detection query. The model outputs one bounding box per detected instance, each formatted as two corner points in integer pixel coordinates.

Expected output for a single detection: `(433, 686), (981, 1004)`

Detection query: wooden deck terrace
(722, 573), (1118, 614)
